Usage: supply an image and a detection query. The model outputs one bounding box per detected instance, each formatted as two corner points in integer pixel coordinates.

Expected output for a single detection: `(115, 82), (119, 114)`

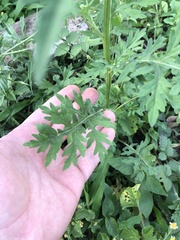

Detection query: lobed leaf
(25, 91), (114, 169)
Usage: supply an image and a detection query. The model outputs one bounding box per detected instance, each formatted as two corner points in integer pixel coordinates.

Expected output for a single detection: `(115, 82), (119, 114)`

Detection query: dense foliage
(0, 0), (180, 239)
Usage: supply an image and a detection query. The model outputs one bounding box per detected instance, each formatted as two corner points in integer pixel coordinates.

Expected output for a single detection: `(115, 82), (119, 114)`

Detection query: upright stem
(103, 0), (112, 108)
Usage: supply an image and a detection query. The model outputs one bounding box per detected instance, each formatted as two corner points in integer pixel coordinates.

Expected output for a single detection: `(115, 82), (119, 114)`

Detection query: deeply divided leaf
(24, 91), (114, 169)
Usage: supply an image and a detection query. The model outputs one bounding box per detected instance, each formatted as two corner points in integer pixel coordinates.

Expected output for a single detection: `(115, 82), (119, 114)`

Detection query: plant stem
(115, 96), (138, 111)
(162, 230), (173, 240)
(86, 16), (103, 38)
(0, 31), (36, 58)
(103, 0), (112, 108)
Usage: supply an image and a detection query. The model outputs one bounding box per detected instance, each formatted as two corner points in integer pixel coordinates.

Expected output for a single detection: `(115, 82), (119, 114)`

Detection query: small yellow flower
(77, 204), (82, 209)
(170, 236), (175, 240)
(169, 222), (178, 230)
(77, 220), (84, 228)
(93, 221), (98, 226)
(63, 233), (68, 238)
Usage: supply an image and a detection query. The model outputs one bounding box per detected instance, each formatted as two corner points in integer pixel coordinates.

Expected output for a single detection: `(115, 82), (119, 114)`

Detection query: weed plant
(0, 0), (180, 239)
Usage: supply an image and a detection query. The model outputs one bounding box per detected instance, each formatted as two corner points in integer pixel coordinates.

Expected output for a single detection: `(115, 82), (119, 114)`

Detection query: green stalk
(103, 0), (112, 108)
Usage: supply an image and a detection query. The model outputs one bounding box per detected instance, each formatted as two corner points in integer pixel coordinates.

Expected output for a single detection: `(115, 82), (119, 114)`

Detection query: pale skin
(0, 85), (115, 240)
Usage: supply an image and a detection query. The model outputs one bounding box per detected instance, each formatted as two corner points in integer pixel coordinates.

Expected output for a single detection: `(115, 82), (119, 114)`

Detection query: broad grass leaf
(0, 100), (30, 121)
(14, 0), (45, 18)
(26, 3), (45, 11)
(90, 154), (112, 216)
(153, 207), (168, 233)
(34, 0), (73, 85)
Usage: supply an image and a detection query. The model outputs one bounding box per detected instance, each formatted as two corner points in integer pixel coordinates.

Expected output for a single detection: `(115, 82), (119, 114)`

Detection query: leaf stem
(115, 96), (138, 111)
(118, 139), (150, 167)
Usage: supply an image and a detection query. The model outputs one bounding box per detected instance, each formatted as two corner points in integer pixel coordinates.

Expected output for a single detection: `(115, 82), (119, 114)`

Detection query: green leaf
(139, 67), (171, 126)
(74, 208), (95, 222)
(105, 217), (119, 237)
(63, 129), (87, 170)
(142, 226), (157, 240)
(166, 21), (180, 55)
(34, 0), (73, 84)
(66, 31), (78, 43)
(45, 135), (63, 166)
(54, 42), (70, 57)
(98, 232), (110, 240)
(120, 184), (141, 209)
(137, 137), (156, 165)
(119, 215), (141, 230)
(121, 227), (140, 240)
(14, 0), (44, 17)
(139, 187), (153, 218)
(158, 152), (167, 161)
(159, 135), (174, 158)
(153, 165), (172, 192)
(116, 111), (138, 136)
(25, 91), (114, 169)
(102, 196), (115, 217)
(24, 124), (64, 166)
(90, 156), (110, 216)
(153, 206), (168, 233)
(87, 129), (110, 159)
(138, 0), (159, 6)
(108, 157), (135, 175)
(0, 100), (30, 121)
(140, 36), (166, 59)
(70, 44), (82, 57)
(142, 174), (167, 196)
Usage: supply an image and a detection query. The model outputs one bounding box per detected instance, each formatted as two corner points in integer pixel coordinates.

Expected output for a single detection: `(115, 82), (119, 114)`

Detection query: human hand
(0, 85), (115, 240)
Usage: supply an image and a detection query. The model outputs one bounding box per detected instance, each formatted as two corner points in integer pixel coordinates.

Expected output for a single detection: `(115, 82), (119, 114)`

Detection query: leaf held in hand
(24, 91), (114, 169)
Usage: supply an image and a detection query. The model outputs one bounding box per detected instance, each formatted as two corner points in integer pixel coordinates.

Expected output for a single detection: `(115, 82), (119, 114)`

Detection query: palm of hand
(0, 86), (115, 240)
